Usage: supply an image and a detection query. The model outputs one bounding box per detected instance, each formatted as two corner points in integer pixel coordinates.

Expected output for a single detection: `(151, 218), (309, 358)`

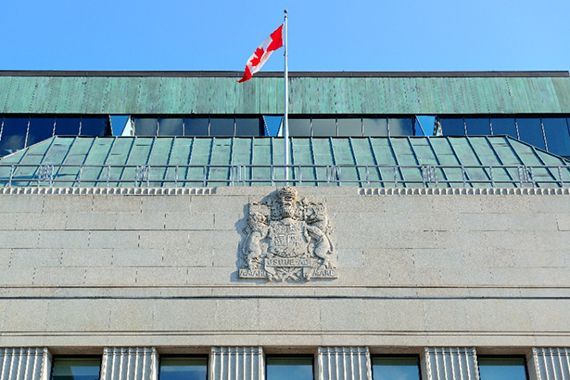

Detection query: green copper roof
(0, 72), (568, 115)
(1, 136), (569, 188)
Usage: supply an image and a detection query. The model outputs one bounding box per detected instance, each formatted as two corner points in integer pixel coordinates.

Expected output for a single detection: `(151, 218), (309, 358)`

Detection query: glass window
(491, 118), (518, 139)
(388, 118), (414, 136)
(337, 118), (362, 137)
(266, 356), (313, 380)
(363, 118), (389, 136)
(80, 118), (109, 137)
(26, 117), (55, 146)
(441, 118), (466, 136)
(210, 118), (234, 136)
(289, 118), (311, 137)
(158, 118), (184, 136)
(235, 118), (262, 136)
(372, 356), (421, 380)
(517, 118), (546, 150)
(184, 118), (209, 136)
(55, 118), (81, 136)
(478, 357), (528, 380)
(51, 357), (101, 380)
(110, 115), (130, 136)
(465, 118), (491, 135)
(312, 118), (336, 137)
(542, 118), (570, 157)
(134, 118), (159, 136)
(159, 357), (207, 380)
(263, 115), (282, 137)
(0, 117), (29, 156)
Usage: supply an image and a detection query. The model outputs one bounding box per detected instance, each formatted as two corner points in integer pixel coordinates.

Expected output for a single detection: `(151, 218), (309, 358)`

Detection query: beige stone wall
(0, 187), (569, 347)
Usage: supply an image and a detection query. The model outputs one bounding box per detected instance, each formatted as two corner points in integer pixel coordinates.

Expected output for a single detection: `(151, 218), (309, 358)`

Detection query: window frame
(265, 354), (315, 380)
(158, 355), (209, 380)
(371, 354), (422, 380)
(477, 355), (529, 380)
(50, 355), (102, 380)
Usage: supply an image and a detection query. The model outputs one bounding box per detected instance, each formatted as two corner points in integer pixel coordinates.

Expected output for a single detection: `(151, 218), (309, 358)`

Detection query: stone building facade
(1, 71), (570, 380)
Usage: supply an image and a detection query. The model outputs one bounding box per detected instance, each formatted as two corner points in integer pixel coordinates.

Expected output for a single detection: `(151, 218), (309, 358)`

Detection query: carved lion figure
(244, 212), (268, 270)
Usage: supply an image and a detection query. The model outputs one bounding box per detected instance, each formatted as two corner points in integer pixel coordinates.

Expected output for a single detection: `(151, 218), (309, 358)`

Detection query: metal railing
(0, 163), (569, 188)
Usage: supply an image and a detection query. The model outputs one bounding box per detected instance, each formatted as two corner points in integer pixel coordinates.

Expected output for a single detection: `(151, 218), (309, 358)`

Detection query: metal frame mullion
(445, 137), (473, 187)
(464, 137), (492, 185)
(228, 136), (235, 186)
(24, 133), (58, 185)
(426, 137), (450, 187)
(386, 137), (405, 187)
(309, 137), (318, 186)
(51, 136), (78, 185)
(347, 137), (363, 186)
(98, 137), (119, 185)
(366, 137), (383, 186)
(118, 136), (137, 185)
(73, 137), (97, 186)
(163, 136), (176, 187)
(23, 117), (31, 148)
(484, 136), (516, 185)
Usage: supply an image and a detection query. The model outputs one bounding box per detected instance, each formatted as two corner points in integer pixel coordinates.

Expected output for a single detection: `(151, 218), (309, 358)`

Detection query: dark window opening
(478, 356), (528, 380)
(159, 357), (208, 380)
(266, 356), (313, 380)
(51, 357), (101, 380)
(372, 355), (421, 380)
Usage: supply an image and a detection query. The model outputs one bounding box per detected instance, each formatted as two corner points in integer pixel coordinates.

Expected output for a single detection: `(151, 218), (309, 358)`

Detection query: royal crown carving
(239, 187), (337, 282)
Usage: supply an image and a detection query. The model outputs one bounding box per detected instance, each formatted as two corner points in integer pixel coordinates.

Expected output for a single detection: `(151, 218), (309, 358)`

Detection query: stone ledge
(0, 187), (215, 196)
(359, 188), (570, 196)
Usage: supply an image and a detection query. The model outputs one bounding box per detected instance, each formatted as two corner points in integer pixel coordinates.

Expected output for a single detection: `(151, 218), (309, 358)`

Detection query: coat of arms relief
(239, 187), (337, 282)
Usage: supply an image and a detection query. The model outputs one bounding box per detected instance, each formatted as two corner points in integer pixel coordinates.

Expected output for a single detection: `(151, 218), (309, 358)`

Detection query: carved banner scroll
(239, 187), (337, 282)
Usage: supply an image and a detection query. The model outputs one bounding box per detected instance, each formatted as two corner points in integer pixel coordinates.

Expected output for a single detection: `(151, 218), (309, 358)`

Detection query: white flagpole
(283, 9), (290, 182)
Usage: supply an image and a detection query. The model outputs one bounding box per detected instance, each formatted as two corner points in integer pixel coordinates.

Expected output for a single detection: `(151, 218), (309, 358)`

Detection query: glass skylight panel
(0, 117), (28, 156)
(363, 118), (389, 136)
(312, 118), (336, 136)
(490, 118), (518, 139)
(26, 117), (55, 146)
(266, 356), (313, 380)
(542, 118), (570, 157)
(158, 118), (184, 136)
(517, 118), (546, 150)
(440, 118), (466, 136)
(337, 118), (362, 136)
(184, 118), (209, 136)
(372, 356), (421, 380)
(210, 118), (234, 136)
(465, 118), (491, 135)
(235, 118), (262, 136)
(54, 118), (81, 136)
(80, 117), (109, 136)
(134, 118), (159, 136)
(289, 118), (311, 136)
(388, 118), (414, 136)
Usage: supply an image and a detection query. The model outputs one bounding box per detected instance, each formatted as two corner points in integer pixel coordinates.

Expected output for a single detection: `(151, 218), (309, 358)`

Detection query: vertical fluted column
(209, 347), (264, 380)
(423, 347), (479, 380)
(316, 347), (372, 380)
(0, 348), (51, 380)
(100, 348), (158, 380)
(531, 347), (570, 380)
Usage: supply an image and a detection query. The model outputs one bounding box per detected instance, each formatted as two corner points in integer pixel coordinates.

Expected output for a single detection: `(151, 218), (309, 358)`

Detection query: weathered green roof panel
(2, 136), (568, 188)
(0, 72), (568, 115)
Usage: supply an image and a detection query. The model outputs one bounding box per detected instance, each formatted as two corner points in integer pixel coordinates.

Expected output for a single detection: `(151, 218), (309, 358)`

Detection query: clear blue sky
(2, 0), (569, 72)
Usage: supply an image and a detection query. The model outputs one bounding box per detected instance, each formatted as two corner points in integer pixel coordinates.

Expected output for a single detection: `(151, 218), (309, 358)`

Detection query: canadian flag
(238, 24), (284, 83)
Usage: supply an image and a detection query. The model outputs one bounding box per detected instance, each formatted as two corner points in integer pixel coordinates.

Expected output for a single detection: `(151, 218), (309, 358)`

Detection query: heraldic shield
(239, 187), (337, 282)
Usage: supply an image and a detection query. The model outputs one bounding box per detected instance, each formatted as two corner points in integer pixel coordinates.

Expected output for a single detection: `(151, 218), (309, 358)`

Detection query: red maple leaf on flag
(238, 24), (284, 83)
